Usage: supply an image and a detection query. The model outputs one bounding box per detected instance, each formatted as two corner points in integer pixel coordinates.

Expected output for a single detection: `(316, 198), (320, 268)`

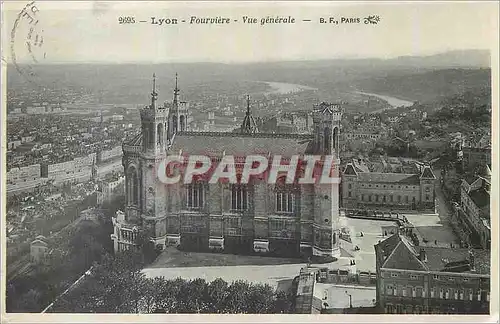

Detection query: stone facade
(451, 174), (490, 249)
(341, 162), (436, 212)
(112, 75), (344, 258)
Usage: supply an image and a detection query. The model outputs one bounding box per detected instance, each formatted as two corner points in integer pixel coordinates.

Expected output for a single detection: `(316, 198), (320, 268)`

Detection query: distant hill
(391, 49), (490, 69)
(353, 68), (491, 103)
(239, 49), (490, 70)
(6, 49), (491, 105)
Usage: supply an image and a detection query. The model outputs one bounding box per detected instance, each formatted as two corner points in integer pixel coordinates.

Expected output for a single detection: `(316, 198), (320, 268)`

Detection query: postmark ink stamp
(10, 1), (45, 85)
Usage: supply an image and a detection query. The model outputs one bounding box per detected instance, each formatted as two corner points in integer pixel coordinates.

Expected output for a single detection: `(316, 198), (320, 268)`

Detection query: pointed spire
(246, 94), (251, 116)
(173, 72), (180, 106)
(151, 73), (158, 107)
(241, 95), (258, 134)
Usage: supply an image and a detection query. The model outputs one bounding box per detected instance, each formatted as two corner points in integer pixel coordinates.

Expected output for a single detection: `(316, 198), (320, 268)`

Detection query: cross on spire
(173, 72), (180, 105)
(151, 73), (158, 107)
(246, 94), (251, 116)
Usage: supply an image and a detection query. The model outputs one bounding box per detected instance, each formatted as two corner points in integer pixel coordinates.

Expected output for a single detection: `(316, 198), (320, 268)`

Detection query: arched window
(333, 127), (339, 151)
(324, 127), (331, 153)
(275, 188), (295, 213)
(127, 166), (139, 206)
(186, 183), (204, 209)
(148, 126), (154, 147)
(172, 115), (178, 133)
(231, 184), (248, 211)
(157, 123), (163, 145)
(143, 128), (149, 150)
(180, 115), (186, 132)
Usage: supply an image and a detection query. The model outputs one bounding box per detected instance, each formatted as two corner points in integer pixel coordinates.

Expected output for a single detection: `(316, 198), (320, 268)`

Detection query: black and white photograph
(1, 1), (498, 321)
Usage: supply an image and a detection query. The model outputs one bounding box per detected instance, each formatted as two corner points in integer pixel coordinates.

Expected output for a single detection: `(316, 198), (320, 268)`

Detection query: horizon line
(7, 48), (490, 66)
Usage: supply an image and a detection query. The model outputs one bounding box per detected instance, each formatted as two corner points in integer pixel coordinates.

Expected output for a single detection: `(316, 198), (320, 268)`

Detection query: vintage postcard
(1, 1), (498, 323)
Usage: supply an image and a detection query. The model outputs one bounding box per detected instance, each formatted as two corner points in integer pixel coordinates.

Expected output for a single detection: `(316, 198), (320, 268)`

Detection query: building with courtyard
(341, 160), (437, 212)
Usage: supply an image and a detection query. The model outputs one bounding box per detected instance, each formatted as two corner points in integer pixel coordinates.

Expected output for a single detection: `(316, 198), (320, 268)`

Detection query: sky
(2, 1), (499, 64)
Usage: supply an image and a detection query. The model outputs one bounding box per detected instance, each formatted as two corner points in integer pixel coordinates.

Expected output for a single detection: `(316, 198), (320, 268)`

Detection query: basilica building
(111, 74), (344, 258)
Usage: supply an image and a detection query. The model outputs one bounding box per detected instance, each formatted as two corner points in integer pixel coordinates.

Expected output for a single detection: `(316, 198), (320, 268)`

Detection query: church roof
(125, 133), (143, 146)
(170, 132), (313, 156)
(343, 163), (358, 175)
(420, 166), (436, 179)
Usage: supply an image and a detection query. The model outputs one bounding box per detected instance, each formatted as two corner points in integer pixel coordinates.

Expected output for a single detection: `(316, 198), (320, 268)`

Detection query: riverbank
(259, 81), (318, 95)
(355, 91), (414, 107)
(355, 91), (414, 113)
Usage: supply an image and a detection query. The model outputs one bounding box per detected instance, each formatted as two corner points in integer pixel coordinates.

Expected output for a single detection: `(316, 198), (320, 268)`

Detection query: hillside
(353, 68), (491, 103)
(6, 50), (491, 107)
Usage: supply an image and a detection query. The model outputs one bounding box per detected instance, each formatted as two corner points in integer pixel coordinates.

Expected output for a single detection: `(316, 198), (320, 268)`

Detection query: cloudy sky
(3, 1), (498, 63)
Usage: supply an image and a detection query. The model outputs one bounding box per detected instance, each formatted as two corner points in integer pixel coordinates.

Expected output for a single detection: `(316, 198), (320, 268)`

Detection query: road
(316, 282), (376, 309)
(434, 170), (455, 225)
(143, 258), (358, 290)
(143, 264), (306, 289)
(7, 179), (46, 196)
(42, 266), (93, 313)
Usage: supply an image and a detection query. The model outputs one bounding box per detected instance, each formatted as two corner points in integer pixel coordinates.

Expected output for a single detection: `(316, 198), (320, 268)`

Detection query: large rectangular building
(341, 161), (437, 212)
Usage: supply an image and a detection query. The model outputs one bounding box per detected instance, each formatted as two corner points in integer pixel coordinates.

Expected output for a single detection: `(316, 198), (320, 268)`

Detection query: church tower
(168, 73), (189, 140)
(311, 102), (343, 258)
(140, 74), (169, 154)
(313, 102), (341, 155)
(135, 73), (168, 247)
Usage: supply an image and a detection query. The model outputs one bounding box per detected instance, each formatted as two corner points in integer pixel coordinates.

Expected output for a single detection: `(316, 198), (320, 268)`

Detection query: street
(316, 282), (376, 309)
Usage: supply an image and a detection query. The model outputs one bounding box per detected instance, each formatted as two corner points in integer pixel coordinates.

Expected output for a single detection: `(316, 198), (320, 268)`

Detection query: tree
(223, 281), (251, 313)
(246, 283), (275, 313)
(50, 252), (297, 314)
(205, 278), (229, 313)
(140, 277), (166, 313)
(273, 290), (294, 313)
(16, 289), (42, 312)
(50, 250), (146, 313)
(175, 278), (209, 313)
(153, 278), (185, 313)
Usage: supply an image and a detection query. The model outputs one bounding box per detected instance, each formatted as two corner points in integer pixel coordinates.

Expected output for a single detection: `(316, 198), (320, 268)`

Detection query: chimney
(419, 249), (427, 262)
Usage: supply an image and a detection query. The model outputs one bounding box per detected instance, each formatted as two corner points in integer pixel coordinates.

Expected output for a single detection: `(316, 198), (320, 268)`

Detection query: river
(259, 81), (318, 94)
(254, 82), (414, 113)
(354, 91), (414, 112)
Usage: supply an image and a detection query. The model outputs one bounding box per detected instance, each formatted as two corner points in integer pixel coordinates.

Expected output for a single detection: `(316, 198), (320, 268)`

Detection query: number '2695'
(118, 17), (135, 24)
